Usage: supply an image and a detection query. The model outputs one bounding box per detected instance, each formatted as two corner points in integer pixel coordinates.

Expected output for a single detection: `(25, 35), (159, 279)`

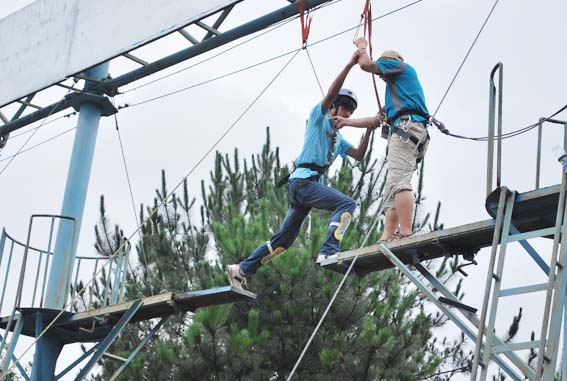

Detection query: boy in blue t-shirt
(334, 37), (430, 243)
(227, 51), (375, 289)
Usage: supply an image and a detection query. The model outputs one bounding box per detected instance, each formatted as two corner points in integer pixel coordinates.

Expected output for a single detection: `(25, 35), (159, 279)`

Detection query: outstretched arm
(321, 50), (360, 112)
(345, 128), (374, 161)
(354, 37), (381, 75)
(333, 114), (384, 130)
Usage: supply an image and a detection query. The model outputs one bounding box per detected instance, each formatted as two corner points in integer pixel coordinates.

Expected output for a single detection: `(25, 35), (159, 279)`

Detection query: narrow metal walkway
(321, 184), (560, 276)
(0, 286), (255, 344)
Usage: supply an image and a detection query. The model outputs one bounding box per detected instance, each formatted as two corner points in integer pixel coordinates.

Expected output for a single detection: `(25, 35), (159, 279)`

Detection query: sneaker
(316, 253), (337, 265)
(227, 264), (247, 289)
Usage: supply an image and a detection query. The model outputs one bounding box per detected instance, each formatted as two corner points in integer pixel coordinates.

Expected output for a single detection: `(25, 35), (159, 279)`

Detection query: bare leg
(395, 190), (414, 236)
(380, 208), (399, 241)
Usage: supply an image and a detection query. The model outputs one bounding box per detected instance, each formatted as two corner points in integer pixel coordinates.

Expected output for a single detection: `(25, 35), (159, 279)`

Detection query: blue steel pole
(34, 63), (109, 381)
(45, 62), (109, 310)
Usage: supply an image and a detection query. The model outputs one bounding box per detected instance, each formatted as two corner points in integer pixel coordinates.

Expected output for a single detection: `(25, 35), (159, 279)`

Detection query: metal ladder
(471, 176), (567, 380)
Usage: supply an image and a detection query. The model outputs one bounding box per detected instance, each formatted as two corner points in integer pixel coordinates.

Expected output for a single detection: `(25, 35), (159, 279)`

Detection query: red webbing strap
(299, 0), (313, 47)
(363, 0), (383, 112)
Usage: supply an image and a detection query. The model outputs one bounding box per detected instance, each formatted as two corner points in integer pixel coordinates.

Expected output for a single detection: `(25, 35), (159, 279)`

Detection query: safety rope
(2, 111), (76, 142)
(2, 49), (302, 381)
(440, 102), (567, 142)
(287, 0), (503, 377)
(0, 84), (77, 177)
(287, 121), (422, 380)
(354, 0), (382, 112)
(112, 109), (155, 296)
(305, 48), (325, 97)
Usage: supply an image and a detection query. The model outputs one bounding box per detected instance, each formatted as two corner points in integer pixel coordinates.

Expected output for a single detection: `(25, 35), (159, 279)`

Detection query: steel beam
(0, 0), (330, 137)
(74, 299), (143, 381)
(103, 0), (329, 94)
(378, 244), (523, 380)
(55, 343), (100, 380)
(415, 262), (535, 379)
(0, 332), (30, 381)
(108, 317), (167, 381)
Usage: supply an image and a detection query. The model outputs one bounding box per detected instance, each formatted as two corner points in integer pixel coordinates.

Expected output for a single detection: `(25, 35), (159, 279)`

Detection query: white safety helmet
(334, 88), (358, 110)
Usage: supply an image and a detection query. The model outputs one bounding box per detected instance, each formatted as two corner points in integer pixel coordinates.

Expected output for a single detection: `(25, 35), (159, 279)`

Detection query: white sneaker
(316, 253), (337, 264)
(227, 264), (247, 289)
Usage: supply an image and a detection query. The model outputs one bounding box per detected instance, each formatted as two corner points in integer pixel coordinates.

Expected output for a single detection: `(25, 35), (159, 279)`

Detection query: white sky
(1, 0), (566, 379)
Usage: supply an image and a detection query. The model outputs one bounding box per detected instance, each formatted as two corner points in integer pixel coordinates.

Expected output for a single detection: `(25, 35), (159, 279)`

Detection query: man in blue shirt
(227, 51), (375, 289)
(334, 38), (429, 243)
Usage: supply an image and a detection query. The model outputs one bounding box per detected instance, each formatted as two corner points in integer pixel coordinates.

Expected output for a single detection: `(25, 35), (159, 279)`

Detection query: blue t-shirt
(289, 102), (353, 181)
(375, 59), (429, 125)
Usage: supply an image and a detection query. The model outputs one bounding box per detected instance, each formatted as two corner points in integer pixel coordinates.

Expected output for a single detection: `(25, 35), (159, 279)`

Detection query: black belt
(389, 109), (430, 126)
(389, 109), (447, 134)
(391, 124), (423, 147)
(276, 162), (326, 187)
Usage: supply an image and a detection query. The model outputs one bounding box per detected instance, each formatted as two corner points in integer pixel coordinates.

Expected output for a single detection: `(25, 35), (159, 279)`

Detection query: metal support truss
(0, 331), (30, 381)
(73, 299), (144, 381)
(0, 0), (331, 138)
(378, 244), (525, 381)
(377, 178), (567, 380)
(107, 317), (168, 381)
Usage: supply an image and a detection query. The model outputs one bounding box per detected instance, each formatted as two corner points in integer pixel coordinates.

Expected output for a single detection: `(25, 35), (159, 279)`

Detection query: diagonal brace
(108, 317), (168, 381)
(379, 244), (526, 381)
(414, 262), (535, 380)
(0, 333), (30, 381)
(74, 299), (143, 381)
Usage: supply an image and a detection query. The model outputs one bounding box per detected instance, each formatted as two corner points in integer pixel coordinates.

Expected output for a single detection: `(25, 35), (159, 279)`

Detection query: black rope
(440, 102), (567, 141)
(308, 0), (424, 49)
(431, 0), (501, 118)
(113, 111), (155, 295)
(122, 16), (297, 95)
(123, 48), (300, 108)
(305, 47), (325, 97)
(120, 0), (425, 109)
(0, 85), (76, 176)
(4, 111), (76, 141)
(121, 0), (346, 95)
(0, 126), (77, 163)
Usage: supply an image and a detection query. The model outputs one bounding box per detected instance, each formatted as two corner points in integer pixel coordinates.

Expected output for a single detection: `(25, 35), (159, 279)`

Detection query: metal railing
(0, 215), (130, 317)
(486, 62), (567, 195)
(535, 118), (567, 189)
(486, 62), (503, 197)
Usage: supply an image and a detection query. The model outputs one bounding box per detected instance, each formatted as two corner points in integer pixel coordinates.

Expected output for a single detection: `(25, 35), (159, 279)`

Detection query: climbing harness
(276, 162), (327, 187)
(379, 109), (448, 163)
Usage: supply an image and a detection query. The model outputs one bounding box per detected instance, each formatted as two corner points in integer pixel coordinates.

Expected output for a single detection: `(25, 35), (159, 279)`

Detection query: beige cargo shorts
(383, 119), (429, 211)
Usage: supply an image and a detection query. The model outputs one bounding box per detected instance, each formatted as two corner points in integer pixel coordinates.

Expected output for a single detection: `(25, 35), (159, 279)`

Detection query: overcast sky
(1, 0), (566, 378)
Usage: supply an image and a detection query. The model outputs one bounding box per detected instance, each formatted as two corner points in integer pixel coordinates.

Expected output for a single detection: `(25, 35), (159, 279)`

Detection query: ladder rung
(500, 283), (548, 297)
(103, 352), (127, 362)
(492, 340), (540, 353)
(492, 273), (500, 281)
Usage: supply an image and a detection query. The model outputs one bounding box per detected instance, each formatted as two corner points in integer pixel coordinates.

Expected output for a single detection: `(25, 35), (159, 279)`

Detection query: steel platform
(0, 286), (255, 344)
(321, 184), (561, 276)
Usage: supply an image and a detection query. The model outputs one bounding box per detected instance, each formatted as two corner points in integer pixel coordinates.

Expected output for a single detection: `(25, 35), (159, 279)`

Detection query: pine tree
(93, 127), (470, 380)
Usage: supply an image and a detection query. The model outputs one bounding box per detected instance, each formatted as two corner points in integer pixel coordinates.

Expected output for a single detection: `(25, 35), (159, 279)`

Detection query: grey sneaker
(227, 264), (247, 289)
(316, 253), (337, 265)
